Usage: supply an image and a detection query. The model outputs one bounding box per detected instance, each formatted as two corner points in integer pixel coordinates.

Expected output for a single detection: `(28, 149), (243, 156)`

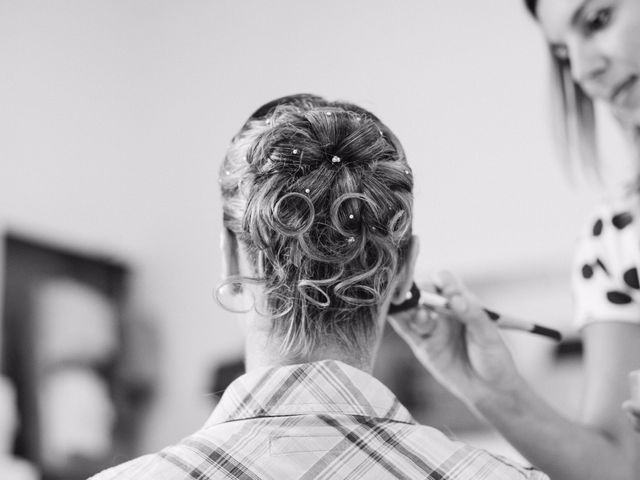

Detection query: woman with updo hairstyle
(218, 94), (414, 365)
(390, 2), (640, 480)
(90, 94), (548, 479)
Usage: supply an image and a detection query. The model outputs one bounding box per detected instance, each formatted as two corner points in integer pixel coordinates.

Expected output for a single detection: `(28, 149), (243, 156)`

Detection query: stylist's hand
(388, 271), (522, 405)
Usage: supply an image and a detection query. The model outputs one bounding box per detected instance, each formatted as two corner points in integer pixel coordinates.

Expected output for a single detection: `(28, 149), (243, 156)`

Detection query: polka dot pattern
(573, 200), (640, 329)
(606, 291), (633, 304)
(592, 218), (603, 236)
(623, 267), (640, 290)
(595, 258), (609, 276)
(612, 211), (633, 230)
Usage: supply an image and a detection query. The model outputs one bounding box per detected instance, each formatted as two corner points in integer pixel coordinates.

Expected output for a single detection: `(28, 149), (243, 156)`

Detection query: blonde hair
(548, 52), (599, 176)
(524, 0), (600, 176)
(219, 94), (413, 359)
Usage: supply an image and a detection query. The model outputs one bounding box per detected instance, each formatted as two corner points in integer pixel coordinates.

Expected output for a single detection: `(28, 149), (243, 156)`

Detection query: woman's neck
(243, 325), (376, 373)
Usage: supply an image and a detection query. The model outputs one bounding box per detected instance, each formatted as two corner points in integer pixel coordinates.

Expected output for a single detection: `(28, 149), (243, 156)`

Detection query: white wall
(0, 0), (627, 455)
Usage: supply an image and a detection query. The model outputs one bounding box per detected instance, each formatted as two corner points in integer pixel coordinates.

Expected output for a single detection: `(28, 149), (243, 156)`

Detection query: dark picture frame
(1, 232), (135, 480)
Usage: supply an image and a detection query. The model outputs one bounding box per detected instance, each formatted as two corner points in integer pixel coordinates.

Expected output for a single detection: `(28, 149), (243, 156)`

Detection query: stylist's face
(538, 0), (640, 122)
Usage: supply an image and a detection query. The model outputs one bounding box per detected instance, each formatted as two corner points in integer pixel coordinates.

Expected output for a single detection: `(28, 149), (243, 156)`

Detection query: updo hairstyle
(219, 94), (413, 358)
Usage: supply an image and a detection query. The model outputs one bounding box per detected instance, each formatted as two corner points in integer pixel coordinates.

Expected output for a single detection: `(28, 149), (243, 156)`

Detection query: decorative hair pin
(304, 188), (311, 194)
(331, 155), (341, 163)
(348, 214), (354, 219)
(347, 236), (355, 243)
(293, 149), (299, 154)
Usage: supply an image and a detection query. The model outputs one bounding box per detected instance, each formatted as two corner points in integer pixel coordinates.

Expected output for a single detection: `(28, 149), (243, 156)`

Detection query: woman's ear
(391, 235), (420, 304)
(221, 228), (240, 278)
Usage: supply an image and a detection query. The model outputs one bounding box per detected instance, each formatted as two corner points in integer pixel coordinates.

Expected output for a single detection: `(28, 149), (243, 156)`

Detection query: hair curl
(219, 94), (413, 358)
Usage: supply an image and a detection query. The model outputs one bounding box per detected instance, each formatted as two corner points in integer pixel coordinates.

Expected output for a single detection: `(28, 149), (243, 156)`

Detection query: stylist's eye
(585, 8), (612, 33)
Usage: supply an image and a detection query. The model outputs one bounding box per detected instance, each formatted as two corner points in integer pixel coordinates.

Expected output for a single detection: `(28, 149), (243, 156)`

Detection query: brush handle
(389, 283), (562, 341)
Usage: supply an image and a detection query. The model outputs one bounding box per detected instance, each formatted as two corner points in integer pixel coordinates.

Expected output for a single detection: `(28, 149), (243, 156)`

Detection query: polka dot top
(573, 192), (640, 329)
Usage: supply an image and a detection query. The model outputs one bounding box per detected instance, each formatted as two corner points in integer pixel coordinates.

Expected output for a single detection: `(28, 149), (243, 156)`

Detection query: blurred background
(0, 0), (635, 478)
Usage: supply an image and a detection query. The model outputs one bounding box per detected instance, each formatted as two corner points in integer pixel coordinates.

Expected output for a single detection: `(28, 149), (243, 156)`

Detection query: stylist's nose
(569, 40), (608, 94)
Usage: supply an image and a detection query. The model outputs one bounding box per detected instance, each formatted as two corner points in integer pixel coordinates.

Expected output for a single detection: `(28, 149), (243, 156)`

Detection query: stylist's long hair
(524, 0), (599, 176)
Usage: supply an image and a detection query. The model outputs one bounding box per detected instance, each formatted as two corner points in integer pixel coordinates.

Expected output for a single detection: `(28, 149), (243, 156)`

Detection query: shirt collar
(204, 360), (415, 428)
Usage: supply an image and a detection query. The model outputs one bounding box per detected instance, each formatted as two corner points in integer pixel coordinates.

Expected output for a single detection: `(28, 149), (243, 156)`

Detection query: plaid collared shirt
(90, 360), (548, 480)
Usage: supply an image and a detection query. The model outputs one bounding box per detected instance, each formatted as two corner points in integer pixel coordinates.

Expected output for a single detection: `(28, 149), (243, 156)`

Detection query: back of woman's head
(219, 94), (413, 358)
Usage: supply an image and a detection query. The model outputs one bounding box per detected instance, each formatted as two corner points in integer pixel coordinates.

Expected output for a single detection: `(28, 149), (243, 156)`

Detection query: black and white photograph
(1, 1), (640, 479)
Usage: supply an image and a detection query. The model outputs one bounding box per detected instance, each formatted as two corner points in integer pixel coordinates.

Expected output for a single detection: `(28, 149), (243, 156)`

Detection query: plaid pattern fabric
(90, 360), (548, 479)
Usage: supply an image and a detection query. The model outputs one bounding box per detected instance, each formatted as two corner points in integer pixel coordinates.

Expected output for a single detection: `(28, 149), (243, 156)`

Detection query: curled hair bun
(220, 95), (413, 357)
